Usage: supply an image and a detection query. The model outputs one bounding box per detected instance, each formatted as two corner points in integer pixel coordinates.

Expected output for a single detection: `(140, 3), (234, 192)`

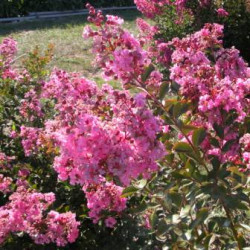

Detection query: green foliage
(155, 4), (194, 42)
(128, 147), (250, 248)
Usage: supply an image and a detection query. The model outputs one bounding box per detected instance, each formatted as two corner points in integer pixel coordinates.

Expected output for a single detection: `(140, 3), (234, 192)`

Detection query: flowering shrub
(0, 1), (250, 249)
(82, 4), (250, 248)
(151, 0), (250, 63)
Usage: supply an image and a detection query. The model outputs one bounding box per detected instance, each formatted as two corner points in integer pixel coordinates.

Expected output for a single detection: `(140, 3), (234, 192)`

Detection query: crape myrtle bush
(0, 38), (158, 249)
(0, 1), (250, 249)
(0, 0), (134, 18)
(154, 0), (250, 63)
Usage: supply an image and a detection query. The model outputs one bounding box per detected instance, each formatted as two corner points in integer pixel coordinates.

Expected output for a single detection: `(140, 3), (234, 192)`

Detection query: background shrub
(156, 0), (250, 62)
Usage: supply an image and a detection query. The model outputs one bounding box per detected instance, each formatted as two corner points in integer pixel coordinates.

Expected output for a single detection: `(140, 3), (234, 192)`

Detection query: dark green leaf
(150, 210), (158, 229)
(165, 153), (174, 163)
(159, 82), (169, 99)
(210, 137), (220, 148)
(130, 202), (148, 213)
(222, 139), (235, 152)
(213, 123), (224, 139)
(121, 186), (138, 197)
(141, 64), (155, 82)
(191, 208), (209, 228)
(169, 191), (182, 207)
(157, 219), (169, 235)
(192, 128), (206, 146)
(181, 124), (197, 134)
(173, 102), (190, 118)
(174, 142), (193, 153)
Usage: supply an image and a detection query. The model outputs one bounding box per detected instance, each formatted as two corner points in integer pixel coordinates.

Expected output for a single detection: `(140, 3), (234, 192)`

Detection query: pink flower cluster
(136, 18), (158, 44)
(0, 38), (18, 80)
(0, 152), (14, 169)
(0, 150), (79, 246)
(20, 126), (42, 156)
(83, 6), (160, 86)
(83, 179), (126, 224)
(170, 24), (249, 118)
(134, 0), (191, 19)
(0, 175), (12, 193)
(39, 69), (165, 223)
(0, 38), (17, 66)
(0, 187), (79, 246)
(170, 23), (250, 165)
(134, 0), (171, 18)
(43, 70), (165, 187)
(216, 8), (229, 17)
(20, 89), (44, 121)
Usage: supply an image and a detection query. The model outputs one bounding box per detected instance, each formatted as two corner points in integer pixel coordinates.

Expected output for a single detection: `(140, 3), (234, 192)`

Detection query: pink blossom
(105, 217), (117, 228)
(0, 187), (79, 246)
(216, 8), (229, 17)
(83, 180), (127, 223)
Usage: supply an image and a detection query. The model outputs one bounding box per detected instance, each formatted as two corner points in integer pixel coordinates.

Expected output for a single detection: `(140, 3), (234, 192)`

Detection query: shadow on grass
(0, 10), (140, 37)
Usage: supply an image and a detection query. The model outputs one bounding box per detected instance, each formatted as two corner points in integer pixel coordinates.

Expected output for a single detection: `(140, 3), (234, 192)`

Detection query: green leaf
(213, 123), (224, 139)
(185, 159), (195, 176)
(209, 156), (220, 169)
(192, 128), (206, 146)
(11, 122), (16, 131)
(222, 139), (235, 152)
(172, 214), (181, 224)
(225, 112), (238, 126)
(191, 208), (209, 228)
(159, 82), (169, 99)
(173, 102), (190, 118)
(150, 210), (158, 229)
(163, 115), (174, 125)
(164, 99), (178, 111)
(180, 205), (191, 218)
(141, 64), (155, 82)
(210, 137), (220, 148)
(181, 124), (197, 134)
(165, 141), (173, 150)
(165, 153), (174, 163)
(197, 208), (209, 221)
(121, 186), (138, 197)
(169, 191), (182, 207)
(173, 142), (193, 153)
(157, 219), (169, 236)
(225, 197), (249, 210)
(171, 81), (180, 92)
(227, 166), (245, 177)
(130, 202), (148, 213)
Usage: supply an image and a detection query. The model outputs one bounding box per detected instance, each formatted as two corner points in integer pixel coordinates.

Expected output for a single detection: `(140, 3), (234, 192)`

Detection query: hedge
(0, 0), (134, 18)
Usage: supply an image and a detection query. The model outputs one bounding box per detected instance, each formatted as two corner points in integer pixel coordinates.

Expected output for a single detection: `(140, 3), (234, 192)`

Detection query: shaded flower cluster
(0, 186), (79, 246)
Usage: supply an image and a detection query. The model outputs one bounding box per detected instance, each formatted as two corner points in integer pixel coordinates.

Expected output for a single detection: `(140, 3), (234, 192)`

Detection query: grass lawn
(0, 10), (140, 84)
